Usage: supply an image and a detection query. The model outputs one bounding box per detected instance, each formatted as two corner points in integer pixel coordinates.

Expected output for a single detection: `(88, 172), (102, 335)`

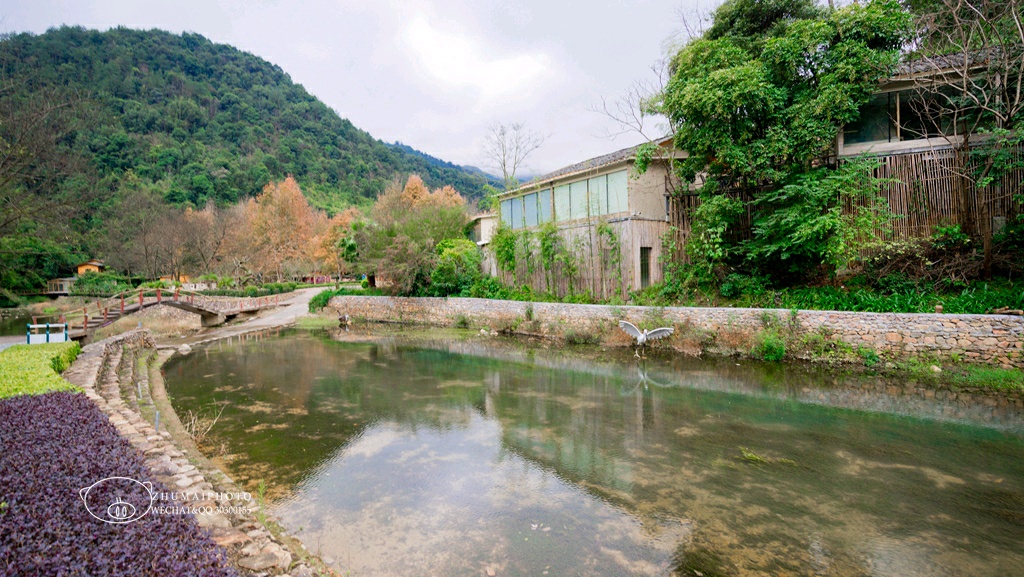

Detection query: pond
(164, 329), (1024, 577)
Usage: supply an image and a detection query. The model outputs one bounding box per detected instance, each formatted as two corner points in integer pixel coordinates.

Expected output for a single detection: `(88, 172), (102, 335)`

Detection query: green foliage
(0, 342), (82, 398)
(360, 278), (370, 289)
(491, 224), (519, 274)
(0, 27), (494, 209)
(538, 222), (562, 292)
(751, 330), (786, 361)
(662, 0), (913, 280)
(930, 224), (971, 251)
(308, 286), (383, 312)
(428, 239), (482, 296)
(686, 193), (744, 270)
(69, 271), (132, 296)
(745, 158), (894, 274)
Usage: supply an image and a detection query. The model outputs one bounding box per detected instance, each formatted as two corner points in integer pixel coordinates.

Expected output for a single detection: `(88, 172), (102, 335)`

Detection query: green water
(164, 330), (1024, 577)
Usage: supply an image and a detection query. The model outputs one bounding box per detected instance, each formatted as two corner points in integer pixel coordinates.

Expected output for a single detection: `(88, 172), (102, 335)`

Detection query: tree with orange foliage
(353, 174), (471, 294)
(313, 207), (362, 280)
(245, 176), (323, 282)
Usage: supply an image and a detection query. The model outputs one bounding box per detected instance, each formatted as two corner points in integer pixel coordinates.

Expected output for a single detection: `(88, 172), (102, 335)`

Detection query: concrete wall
(330, 296), (1024, 368)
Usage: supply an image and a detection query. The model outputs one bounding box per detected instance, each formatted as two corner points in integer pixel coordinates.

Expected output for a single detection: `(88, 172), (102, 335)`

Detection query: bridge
(32, 287), (282, 339)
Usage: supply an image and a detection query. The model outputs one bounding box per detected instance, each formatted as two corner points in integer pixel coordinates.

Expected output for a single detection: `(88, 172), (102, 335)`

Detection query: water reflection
(164, 330), (1024, 577)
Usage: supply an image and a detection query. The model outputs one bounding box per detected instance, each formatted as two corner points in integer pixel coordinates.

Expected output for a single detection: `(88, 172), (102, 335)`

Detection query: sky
(1, 0), (696, 176)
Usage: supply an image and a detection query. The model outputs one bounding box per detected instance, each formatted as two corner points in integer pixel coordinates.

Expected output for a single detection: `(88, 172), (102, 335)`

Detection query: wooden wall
(492, 217), (671, 300)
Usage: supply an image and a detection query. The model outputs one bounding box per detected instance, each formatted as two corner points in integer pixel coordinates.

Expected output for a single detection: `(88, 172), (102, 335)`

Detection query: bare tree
(483, 122), (544, 190)
(592, 60), (671, 141)
(908, 0), (1024, 276)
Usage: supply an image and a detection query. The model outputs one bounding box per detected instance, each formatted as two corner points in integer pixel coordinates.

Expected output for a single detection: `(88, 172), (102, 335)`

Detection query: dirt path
(0, 335), (23, 352)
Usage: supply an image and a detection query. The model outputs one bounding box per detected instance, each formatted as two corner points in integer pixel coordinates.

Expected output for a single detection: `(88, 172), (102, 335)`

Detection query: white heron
(618, 320), (674, 359)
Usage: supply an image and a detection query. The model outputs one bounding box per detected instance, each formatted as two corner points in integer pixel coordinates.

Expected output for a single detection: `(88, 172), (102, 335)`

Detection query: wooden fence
(668, 147), (1024, 250)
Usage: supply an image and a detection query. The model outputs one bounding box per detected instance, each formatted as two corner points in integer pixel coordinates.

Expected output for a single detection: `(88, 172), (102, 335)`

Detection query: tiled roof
(505, 136), (673, 196)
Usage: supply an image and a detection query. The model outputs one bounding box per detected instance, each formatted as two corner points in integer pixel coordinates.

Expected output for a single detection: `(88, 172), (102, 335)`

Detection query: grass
(0, 342), (81, 398)
(294, 315), (339, 329)
(949, 365), (1024, 391)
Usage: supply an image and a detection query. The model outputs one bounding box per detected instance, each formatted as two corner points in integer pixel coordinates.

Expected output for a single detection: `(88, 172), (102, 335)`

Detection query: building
(837, 53), (1021, 240)
(75, 259), (106, 275)
(491, 138), (683, 298)
(46, 277), (77, 295)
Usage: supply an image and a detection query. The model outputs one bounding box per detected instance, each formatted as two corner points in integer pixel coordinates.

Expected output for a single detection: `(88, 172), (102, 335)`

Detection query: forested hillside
(0, 26), (496, 293)
(0, 26), (493, 208)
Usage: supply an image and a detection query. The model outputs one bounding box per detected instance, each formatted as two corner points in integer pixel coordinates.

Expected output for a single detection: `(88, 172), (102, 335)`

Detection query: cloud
(402, 16), (553, 107)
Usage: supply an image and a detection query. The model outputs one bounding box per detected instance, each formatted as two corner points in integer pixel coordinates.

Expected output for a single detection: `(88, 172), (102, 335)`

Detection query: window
(554, 184), (571, 222)
(538, 189), (552, 224)
(510, 196), (524, 229)
(640, 247), (652, 289)
(500, 199), (513, 227)
(589, 175), (608, 215)
(608, 170), (628, 213)
(569, 181), (588, 220)
(523, 192), (538, 227)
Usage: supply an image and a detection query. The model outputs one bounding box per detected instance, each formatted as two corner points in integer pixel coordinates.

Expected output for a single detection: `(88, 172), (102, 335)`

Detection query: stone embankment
(330, 296), (1024, 368)
(63, 330), (321, 577)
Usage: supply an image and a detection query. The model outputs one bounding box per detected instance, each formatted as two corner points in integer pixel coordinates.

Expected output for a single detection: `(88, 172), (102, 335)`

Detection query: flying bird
(618, 320), (674, 359)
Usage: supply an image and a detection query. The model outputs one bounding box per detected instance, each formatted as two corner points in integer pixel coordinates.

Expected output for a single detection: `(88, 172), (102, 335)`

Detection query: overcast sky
(2, 0), (696, 175)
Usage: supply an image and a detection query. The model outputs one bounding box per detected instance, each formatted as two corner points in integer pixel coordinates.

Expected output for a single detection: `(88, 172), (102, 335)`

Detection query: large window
(502, 169), (630, 227)
(538, 189), (552, 224)
(844, 89), (977, 145)
(523, 192), (538, 227)
(554, 184), (571, 222)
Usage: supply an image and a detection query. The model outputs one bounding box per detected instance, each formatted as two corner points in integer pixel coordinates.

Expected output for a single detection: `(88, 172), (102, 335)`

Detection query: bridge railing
(33, 287), (281, 333)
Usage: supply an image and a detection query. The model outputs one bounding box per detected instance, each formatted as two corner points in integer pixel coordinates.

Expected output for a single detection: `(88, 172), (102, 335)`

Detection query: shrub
(564, 330), (601, 345)
(309, 289), (335, 312)
(0, 392), (238, 576)
(242, 286), (259, 297)
(751, 330), (786, 362)
(0, 342), (81, 398)
(70, 271), (132, 296)
(428, 238), (482, 296)
(361, 278), (370, 289)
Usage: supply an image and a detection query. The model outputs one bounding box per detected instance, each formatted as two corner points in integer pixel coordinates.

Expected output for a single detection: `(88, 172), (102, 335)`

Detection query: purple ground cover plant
(0, 392), (238, 576)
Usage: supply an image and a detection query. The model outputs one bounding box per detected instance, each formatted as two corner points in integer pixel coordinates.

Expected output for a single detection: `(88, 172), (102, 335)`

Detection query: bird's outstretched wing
(645, 327), (675, 341)
(618, 320), (643, 339)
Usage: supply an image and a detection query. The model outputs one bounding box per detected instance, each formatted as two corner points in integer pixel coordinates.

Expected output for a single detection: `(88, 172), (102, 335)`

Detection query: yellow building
(75, 259), (106, 275)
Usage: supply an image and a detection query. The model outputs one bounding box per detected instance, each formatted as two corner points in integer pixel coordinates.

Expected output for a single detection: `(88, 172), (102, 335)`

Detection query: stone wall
(330, 296), (1024, 368)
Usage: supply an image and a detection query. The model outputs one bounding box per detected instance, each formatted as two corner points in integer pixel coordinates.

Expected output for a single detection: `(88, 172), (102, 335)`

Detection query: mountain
(389, 142), (502, 187)
(0, 26), (493, 213)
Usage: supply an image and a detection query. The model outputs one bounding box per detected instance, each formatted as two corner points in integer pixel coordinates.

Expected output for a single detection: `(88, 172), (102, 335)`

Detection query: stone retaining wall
(330, 296), (1024, 367)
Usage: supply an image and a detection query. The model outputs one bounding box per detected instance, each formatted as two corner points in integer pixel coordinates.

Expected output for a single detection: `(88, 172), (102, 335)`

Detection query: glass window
(500, 199), (513, 227)
(523, 192), (538, 227)
(510, 196), (524, 229)
(554, 184), (571, 222)
(569, 181), (588, 220)
(608, 170), (628, 214)
(589, 175), (608, 215)
(845, 92), (895, 144)
(538, 189), (552, 223)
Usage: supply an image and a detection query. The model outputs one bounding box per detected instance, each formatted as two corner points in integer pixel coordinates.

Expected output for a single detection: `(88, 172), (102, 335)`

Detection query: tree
(352, 175), (470, 294)
(483, 122), (544, 190)
(245, 176), (324, 281)
(657, 0), (913, 278)
(907, 0), (1024, 276)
